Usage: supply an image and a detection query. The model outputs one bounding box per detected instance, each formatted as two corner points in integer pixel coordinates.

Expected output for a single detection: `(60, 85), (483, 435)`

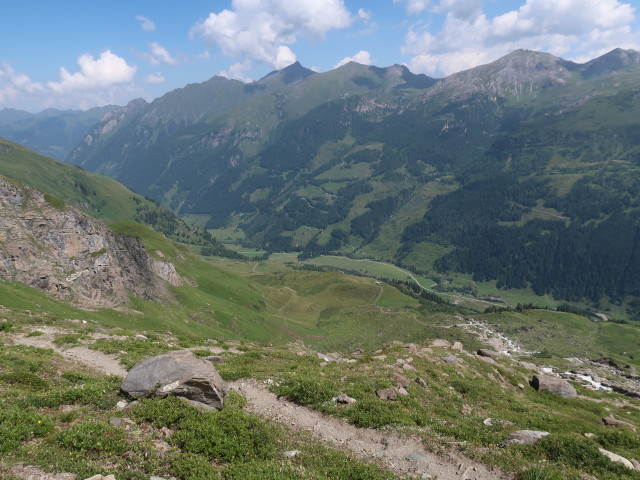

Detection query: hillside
(0, 137), (237, 256)
(66, 49), (640, 318)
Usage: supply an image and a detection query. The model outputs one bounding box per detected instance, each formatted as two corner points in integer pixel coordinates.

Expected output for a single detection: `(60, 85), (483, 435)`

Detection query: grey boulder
(530, 374), (577, 398)
(121, 350), (228, 410)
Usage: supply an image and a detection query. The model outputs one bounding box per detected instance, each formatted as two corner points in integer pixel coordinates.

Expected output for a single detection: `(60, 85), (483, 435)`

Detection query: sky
(1, 0), (639, 112)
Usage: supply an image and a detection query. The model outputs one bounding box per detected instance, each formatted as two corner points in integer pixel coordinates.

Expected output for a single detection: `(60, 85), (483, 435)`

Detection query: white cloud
(191, 0), (354, 69)
(0, 62), (45, 105)
(135, 15), (156, 32)
(394, 0), (432, 14)
(219, 60), (253, 82)
(402, 0), (640, 77)
(334, 50), (373, 68)
(48, 50), (136, 94)
(144, 72), (165, 83)
(146, 42), (178, 66)
(358, 8), (372, 22)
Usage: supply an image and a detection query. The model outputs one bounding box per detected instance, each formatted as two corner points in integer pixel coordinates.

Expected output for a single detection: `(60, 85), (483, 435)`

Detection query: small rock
(283, 450), (301, 458)
(205, 339), (218, 344)
(405, 453), (429, 462)
(531, 374), (577, 398)
(451, 341), (464, 351)
(477, 349), (501, 358)
(317, 353), (335, 362)
(204, 355), (224, 364)
(391, 373), (410, 388)
(630, 458), (640, 470)
(115, 400), (128, 409)
(476, 355), (496, 364)
(371, 354), (387, 361)
(518, 362), (538, 371)
(517, 383), (525, 390)
(397, 387), (410, 397)
(134, 334), (148, 340)
(335, 393), (357, 404)
(441, 355), (459, 364)
(109, 417), (123, 427)
(504, 430), (550, 445)
(431, 339), (451, 348)
(402, 363), (417, 372)
(415, 377), (427, 388)
(405, 343), (418, 352)
(150, 477), (170, 480)
(376, 388), (397, 401)
(95, 327), (108, 333)
(483, 418), (494, 426)
(602, 416), (637, 430)
(599, 448), (635, 469)
(584, 432), (596, 438)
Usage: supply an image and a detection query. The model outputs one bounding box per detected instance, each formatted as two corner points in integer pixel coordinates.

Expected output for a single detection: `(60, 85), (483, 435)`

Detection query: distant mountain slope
(66, 49), (640, 316)
(0, 106), (117, 160)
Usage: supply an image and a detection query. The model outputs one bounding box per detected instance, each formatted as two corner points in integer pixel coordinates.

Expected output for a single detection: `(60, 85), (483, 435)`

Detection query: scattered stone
(334, 393), (357, 404)
(150, 476), (170, 480)
(115, 400), (128, 409)
(95, 327), (108, 334)
(405, 343), (418, 352)
(204, 355), (224, 364)
(402, 363), (417, 372)
(531, 374), (577, 398)
(504, 430), (550, 445)
(371, 354), (387, 361)
(517, 383), (525, 390)
(602, 416), (637, 430)
(483, 418), (494, 426)
(451, 341), (464, 351)
(441, 355), (459, 364)
(283, 450), (301, 458)
(397, 387), (410, 397)
(599, 448), (635, 469)
(317, 353), (335, 362)
(376, 388), (397, 401)
(391, 373), (410, 388)
(405, 453), (429, 462)
(121, 350), (228, 410)
(431, 339), (451, 348)
(584, 433), (596, 438)
(413, 377), (427, 389)
(109, 417), (123, 427)
(631, 458), (640, 470)
(483, 418), (513, 427)
(83, 476), (116, 480)
(518, 362), (539, 371)
(205, 338), (218, 344)
(476, 355), (496, 365)
(134, 334), (148, 340)
(477, 349), (501, 358)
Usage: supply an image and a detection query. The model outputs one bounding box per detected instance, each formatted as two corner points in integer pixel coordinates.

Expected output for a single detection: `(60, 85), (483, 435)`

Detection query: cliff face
(0, 176), (179, 308)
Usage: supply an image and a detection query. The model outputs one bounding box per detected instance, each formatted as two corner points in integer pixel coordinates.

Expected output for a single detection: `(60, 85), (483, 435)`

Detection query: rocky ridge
(0, 176), (179, 307)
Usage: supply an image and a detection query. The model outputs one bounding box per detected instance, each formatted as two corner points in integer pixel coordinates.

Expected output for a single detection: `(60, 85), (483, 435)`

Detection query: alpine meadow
(1, 2), (640, 479)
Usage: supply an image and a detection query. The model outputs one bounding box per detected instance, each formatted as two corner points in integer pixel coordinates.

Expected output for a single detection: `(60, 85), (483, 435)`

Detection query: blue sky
(2, 0), (639, 111)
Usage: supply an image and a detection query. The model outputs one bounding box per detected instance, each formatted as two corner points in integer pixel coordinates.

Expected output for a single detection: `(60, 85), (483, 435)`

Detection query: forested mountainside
(67, 48), (640, 316)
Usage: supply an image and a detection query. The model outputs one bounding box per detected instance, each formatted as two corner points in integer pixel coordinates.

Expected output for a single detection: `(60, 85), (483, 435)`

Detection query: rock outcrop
(0, 176), (178, 307)
(121, 350), (228, 410)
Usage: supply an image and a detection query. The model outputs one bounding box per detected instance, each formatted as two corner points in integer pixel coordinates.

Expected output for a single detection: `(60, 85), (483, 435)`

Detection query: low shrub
(56, 420), (128, 455)
(0, 408), (54, 453)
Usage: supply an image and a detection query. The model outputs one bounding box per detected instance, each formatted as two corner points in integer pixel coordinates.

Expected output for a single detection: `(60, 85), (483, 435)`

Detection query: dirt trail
(231, 379), (512, 480)
(6, 331), (511, 479)
(8, 328), (127, 377)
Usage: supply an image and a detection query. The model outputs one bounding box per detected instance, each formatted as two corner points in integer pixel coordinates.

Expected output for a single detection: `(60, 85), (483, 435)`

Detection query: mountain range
(10, 48), (640, 317)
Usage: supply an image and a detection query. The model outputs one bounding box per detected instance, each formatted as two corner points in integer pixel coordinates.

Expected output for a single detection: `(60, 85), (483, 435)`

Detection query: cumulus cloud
(394, 0), (432, 14)
(0, 62), (45, 105)
(135, 15), (156, 32)
(191, 0), (354, 69)
(334, 50), (373, 68)
(402, 0), (640, 77)
(145, 42), (178, 66)
(219, 60), (253, 82)
(144, 72), (165, 83)
(48, 50), (137, 94)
